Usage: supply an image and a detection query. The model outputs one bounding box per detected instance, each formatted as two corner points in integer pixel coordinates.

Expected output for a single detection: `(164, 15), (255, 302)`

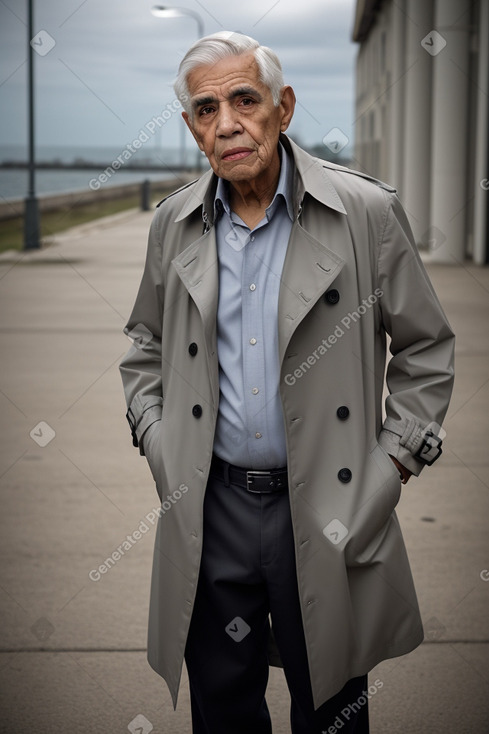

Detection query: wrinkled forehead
(185, 53), (266, 101)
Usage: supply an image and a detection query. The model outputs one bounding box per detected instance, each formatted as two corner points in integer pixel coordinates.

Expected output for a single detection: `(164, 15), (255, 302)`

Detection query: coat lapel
(171, 228), (220, 407)
(278, 221), (345, 365)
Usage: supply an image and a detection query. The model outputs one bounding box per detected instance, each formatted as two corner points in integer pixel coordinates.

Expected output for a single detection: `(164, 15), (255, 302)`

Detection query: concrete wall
(0, 178), (193, 221)
(353, 0), (488, 264)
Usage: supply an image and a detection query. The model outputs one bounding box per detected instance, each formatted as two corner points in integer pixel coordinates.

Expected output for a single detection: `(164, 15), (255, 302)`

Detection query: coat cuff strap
(126, 395), (163, 449)
(380, 417), (445, 475)
(136, 409), (162, 456)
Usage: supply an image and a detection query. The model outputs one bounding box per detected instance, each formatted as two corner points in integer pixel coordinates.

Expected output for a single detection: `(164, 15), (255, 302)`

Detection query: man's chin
(216, 158), (259, 182)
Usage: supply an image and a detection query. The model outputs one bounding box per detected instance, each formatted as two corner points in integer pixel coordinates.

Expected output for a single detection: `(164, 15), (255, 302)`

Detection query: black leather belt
(211, 455), (288, 494)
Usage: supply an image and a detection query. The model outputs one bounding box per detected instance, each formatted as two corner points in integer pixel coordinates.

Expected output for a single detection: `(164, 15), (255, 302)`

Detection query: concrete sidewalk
(0, 208), (488, 733)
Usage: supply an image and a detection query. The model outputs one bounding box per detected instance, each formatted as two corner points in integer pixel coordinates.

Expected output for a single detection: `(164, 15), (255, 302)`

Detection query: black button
(338, 468), (352, 483)
(188, 342), (198, 356)
(325, 289), (340, 305)
(192, 404), (202, 418)
(336, 406), (350, 420)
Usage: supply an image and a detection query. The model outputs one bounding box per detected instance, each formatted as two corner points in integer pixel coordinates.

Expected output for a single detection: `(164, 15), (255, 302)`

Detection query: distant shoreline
(0, 162), (193, 173)
(0, 168), (196, 202)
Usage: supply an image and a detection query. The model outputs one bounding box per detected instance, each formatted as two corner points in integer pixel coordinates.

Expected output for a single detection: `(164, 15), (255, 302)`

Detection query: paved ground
(0, 207), (488, 733)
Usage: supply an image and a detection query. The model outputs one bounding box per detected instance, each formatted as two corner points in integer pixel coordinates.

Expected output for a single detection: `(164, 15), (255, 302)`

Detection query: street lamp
(151, 5), (204, 170)
(151, 6), (204, 39)
(24, 0), (40, 250)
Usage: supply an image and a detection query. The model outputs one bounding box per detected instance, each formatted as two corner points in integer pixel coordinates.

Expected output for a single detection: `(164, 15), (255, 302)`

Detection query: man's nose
(216, 104), (242, 137)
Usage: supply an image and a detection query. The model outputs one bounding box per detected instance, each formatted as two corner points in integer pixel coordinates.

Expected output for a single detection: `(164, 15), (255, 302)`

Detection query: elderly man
(120, 32), (454, 733)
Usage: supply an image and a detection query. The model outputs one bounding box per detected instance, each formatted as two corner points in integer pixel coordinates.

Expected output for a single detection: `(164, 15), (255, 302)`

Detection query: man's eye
(240, 98), (254, 106)
(199, 107), (215, 116)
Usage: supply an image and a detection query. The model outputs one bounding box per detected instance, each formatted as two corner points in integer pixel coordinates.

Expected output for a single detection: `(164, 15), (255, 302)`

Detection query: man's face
(182, 53), (295, 185)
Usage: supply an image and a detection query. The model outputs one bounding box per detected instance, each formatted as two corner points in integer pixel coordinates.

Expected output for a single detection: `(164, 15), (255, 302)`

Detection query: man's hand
(389, 455), (413, 485)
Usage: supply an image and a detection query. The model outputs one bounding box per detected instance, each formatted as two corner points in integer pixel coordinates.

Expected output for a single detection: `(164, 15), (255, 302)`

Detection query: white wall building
(352, 0), (488, 264)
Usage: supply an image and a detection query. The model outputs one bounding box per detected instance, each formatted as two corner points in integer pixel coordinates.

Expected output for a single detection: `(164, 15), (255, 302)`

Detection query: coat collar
(173, 134), (347, 225)
(281, 134), (347, 217)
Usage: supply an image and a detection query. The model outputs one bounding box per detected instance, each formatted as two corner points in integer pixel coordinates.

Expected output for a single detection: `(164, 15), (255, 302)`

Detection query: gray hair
(174, 31), (284, 116)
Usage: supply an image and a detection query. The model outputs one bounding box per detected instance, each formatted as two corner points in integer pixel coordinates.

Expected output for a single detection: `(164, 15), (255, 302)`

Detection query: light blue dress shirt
(212, 144), (294, 469)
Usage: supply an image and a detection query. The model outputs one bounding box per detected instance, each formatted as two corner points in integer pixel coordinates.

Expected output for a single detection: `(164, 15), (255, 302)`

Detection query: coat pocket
(143, 420), (164, 500)
(372, 442), (403, 496)
(344, 443), (402, 567)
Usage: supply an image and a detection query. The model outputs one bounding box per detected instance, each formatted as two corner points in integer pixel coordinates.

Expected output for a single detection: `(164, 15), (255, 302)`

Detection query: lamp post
(151, 6), (204, 170)
(151, 6), (204, 38)
(24, 0), (40, 250)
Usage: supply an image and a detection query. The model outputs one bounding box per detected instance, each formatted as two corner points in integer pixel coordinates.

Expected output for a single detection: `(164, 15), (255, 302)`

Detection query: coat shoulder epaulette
(320, 160), (397, 193)
(156, 177), (199, 208)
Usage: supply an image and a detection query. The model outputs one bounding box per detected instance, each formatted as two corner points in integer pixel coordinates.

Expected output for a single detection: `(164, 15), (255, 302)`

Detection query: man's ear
(278, 86), (296, 133)
(182, 111), (204, 151)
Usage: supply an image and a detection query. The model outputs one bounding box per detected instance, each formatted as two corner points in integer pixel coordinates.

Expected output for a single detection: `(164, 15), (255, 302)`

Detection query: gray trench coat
(119, 134), (454, 710)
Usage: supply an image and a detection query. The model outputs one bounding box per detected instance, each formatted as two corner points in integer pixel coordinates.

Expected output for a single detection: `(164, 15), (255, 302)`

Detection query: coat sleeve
(376, 192), (455, 475)
(119, 212), (164, 456)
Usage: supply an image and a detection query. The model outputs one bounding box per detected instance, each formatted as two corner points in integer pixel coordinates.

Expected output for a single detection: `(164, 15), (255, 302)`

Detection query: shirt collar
(214, 142), (294, 223)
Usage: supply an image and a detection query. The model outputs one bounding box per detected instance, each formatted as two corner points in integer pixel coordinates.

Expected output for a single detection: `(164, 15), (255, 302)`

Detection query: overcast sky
(0, 0), (358, 154)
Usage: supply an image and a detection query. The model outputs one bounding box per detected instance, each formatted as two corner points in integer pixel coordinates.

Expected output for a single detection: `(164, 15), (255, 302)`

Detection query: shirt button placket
(244, 239), (259, 450)
(246, 239), (264, 451)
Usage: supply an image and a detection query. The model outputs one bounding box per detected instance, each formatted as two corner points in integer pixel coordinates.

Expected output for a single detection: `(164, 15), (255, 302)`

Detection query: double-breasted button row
(189, 345), (201, 417)
(325, 288), (340, 305)
(336, 403), (351, 480)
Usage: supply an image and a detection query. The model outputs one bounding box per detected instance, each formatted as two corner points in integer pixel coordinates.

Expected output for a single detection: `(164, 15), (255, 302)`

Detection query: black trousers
(185, 464), (369, 734)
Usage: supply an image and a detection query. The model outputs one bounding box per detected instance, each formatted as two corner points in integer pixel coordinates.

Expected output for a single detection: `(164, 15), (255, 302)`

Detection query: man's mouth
(221, 148), (254, 161)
